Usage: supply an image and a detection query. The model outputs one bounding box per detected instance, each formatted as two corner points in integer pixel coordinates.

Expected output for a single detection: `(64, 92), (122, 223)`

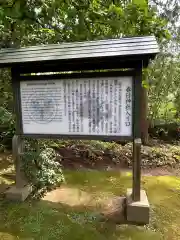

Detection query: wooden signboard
(0, 36), (159, 223)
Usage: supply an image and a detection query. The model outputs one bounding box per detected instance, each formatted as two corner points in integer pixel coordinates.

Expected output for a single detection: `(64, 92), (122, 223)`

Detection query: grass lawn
(0, 168), (180, 240)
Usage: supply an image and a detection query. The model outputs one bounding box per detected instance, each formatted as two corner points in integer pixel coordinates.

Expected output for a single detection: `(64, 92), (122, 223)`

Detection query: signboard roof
(0, 36), (159, 67)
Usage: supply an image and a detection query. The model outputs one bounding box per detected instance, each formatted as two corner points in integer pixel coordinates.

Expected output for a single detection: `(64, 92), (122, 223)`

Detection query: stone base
(126, 188), (150, 225)
(5, 185), (33, 202)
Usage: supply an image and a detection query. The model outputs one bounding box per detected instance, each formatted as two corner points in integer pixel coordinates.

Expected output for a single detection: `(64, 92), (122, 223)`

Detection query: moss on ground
(0, 170), (180, 239)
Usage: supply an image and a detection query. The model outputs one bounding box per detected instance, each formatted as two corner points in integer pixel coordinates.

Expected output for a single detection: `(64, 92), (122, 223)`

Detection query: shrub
(0, 106), (15, 151)
(22, 147), (64, 198)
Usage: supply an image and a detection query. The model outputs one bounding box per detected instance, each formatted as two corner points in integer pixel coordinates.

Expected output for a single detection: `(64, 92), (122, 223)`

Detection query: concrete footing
(126, 188), (150, 224)
(5, 184), (33, 202)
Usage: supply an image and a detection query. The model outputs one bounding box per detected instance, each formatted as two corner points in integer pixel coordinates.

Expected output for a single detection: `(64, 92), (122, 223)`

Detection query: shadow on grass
(1, 173), (15, 181)
(0, 153), (13, 172)
(0, 153), (14, 196)
(0, 198), (160, 240)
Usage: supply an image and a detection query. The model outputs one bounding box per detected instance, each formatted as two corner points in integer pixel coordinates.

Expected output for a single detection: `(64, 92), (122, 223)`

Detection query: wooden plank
(0, 46), (159, 62)
(0, 42), (158, 58)
(17, 59), (144, 74)
(133, 63), (142, 139)
(20, 133), (133, 141)
(0, 45), (159, 59)
(19, 70), (136, 81)
(0, 36), (156, 54)
(0, 48), (159, 64)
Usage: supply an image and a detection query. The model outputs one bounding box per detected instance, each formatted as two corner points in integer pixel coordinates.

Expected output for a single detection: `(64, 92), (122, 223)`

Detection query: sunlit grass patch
(0, 169), (180, 239)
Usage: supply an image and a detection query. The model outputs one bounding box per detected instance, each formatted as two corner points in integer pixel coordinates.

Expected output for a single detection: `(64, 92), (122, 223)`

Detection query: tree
(0, 0), (171, 148)
(147, 53), (180, 124)
(0, 0), (169, 47)
(147, 0), (180, 127)
(150, 0), (180, 53)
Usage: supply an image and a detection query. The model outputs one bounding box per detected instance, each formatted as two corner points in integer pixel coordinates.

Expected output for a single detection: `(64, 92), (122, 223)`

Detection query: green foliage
(0, 0), (170, 46)
(0, 107), (14, 151)
(22, 147), (64, 198)
(147, 53), (180, 123)
(0, 107), (12, 125)
(50, 139), (180, 168)
(0, 68), (14, 150)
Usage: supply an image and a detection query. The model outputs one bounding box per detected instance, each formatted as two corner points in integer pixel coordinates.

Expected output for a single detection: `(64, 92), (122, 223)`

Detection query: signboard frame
(12, 70), (141, 141)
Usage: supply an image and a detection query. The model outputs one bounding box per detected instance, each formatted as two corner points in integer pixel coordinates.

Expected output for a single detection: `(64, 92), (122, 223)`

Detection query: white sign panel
(20, 76), (133, 136)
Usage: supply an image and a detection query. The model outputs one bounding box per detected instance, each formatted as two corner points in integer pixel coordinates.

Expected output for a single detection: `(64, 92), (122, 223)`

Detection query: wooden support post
(132, 138), (142, 202)
(127, 137), (149, 224)
(126, 62), (150, 224)
(12, 135), (27, 188)
(5, 135), (32, 201)
(132, 63), (142, 202)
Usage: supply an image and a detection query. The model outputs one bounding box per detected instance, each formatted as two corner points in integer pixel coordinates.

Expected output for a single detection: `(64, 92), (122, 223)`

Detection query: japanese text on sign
(20, 76), (133, 136)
